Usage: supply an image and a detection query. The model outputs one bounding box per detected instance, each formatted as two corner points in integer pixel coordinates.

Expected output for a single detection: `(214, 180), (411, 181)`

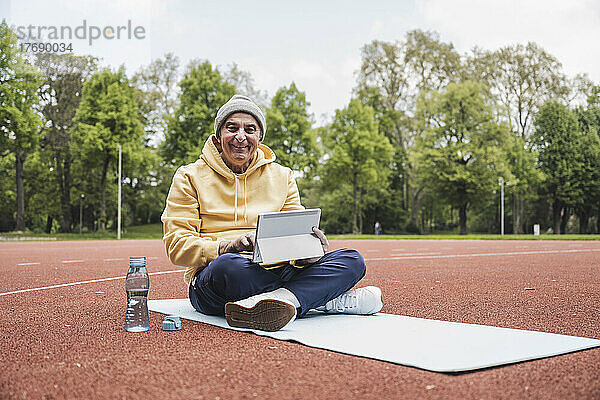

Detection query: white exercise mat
(148, 298), (600, 373)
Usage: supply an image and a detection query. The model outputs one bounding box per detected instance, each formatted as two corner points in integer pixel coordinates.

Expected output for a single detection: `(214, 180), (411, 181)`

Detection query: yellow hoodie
(161, 135), (304, 285)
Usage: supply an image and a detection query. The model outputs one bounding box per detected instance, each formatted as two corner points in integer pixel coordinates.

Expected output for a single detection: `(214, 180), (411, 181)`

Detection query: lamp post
(117, 144), (122, 240)
(79, 194), (85, 234)
(498, 177), (504, 236)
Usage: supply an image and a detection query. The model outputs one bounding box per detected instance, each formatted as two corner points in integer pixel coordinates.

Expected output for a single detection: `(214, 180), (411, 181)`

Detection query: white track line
(365, 248), (600, 261)
(390, 252), (442, 256)
(17, 262), (41, 266)
(62, 260), (84, 263)
(0, 269), (186, 297)
(103, 258), (125, 261)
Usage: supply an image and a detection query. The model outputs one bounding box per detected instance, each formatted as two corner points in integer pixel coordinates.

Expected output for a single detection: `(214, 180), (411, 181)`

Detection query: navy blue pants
(189, 248), (366, 317)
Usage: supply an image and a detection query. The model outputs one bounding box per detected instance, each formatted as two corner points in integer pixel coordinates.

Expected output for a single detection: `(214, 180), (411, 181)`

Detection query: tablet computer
(252, 208), (323, 264)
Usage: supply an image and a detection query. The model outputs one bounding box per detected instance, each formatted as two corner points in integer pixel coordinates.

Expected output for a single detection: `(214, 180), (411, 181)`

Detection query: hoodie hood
(200, 135), (276, 225)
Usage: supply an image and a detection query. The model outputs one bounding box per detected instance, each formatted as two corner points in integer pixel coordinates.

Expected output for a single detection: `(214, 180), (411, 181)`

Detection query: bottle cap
(130, 256), (146, 267)
(162, 315), (181, 331)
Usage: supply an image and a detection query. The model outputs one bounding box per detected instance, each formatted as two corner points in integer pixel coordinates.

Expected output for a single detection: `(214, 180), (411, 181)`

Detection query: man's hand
(219, 232), (255, 255)
(295, 227), (329, 266)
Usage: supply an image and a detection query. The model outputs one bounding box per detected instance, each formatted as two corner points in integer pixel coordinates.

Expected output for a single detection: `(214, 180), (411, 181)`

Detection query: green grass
(0, 223), (164, 241)
(328, 233), (600, 240)
(2, 224), (599, 241)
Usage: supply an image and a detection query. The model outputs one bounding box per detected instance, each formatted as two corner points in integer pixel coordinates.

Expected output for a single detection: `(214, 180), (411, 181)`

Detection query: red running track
(1, 239), (599, 399)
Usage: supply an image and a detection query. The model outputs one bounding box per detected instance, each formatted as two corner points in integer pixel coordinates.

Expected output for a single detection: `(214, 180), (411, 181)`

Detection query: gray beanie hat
(214, 95), (266, 139)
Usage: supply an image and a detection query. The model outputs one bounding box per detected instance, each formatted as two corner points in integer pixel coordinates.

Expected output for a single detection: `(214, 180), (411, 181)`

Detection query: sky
(2, 0), (600, 124)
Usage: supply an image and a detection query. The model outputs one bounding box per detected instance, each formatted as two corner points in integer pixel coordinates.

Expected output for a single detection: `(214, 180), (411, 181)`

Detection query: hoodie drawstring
(243, 175), (248, 224)
(234, 176), (239, 224)
(233, 175), (249, 225)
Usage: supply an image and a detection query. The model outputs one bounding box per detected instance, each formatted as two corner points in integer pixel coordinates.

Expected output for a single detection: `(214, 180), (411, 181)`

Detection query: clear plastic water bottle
(124, 256), (150, 332)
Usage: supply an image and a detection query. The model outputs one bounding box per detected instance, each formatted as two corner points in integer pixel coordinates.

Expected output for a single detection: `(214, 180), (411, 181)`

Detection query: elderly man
(162, 95), (382, 331)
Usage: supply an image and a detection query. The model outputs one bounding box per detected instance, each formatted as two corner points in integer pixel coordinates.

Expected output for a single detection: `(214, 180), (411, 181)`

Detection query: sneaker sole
(225, 299), (296, 332)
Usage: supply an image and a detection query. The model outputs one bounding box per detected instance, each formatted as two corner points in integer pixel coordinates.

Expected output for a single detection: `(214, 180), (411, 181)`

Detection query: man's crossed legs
(189, 248), (383, 331)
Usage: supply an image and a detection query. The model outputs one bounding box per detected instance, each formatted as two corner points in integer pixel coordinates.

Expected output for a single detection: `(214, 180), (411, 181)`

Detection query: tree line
(1, 22), (599, 235)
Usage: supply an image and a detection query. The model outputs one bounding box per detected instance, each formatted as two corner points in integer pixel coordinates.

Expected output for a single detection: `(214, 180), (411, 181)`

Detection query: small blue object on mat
(149, 298), (600, 373)
(162, 315), (181, 331)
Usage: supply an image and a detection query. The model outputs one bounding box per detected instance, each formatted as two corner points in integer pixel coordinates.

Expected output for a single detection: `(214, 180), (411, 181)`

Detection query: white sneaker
(225, 291), (297, 332)
(318, 286), (383, 315)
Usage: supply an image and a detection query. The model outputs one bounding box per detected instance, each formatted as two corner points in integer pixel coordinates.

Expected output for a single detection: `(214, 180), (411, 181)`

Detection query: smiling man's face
(216, 112), (262, 174)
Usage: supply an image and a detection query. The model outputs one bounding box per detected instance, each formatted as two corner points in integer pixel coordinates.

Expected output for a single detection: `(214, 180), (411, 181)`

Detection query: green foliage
(0, 223), (164, 240)
(532, 102), (582, 206)
(573, 113), (600, 231)
(1, 24), (599, 237)
(121, 145), (167, 226)
(73, 68), (143, 156)
(0, 153), (15, 231)
(132, 53), (180, 143)
(504, 136), (542, 196)
(531, 101), (594, 233)
(321, 99), (393, 233)
(412, 81), (513, 234)
(355, 31), (464, 231)
(465, 42), (576, 233)
(303, 183), (354, 234)
(356, 87), (410, 228)
(404, 30), (462, 92)
(472, 42), (569, 138)
(23, 150), (60, 232)
(163, 60), (235, 166)
(0, 21), (44, 230)
(0, 22), (43, 157)
(575, 117), (600, 228)
(503, 135), (543, 233)
(265, 83), (318, 174)
(587, 85), (600, 108)
(131, 54), (184, 227)
(34, 52), (98, 232)
(72, 67), (144, 231)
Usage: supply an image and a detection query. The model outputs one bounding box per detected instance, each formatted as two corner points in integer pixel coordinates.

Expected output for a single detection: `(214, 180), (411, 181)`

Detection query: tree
(355, 31), (462, 231)
(222, 63), (267, 106)
(23, 149), (61, 232)
(471, 42), (570, 233)
(355, 39), (413, 224)
(0, 153), (15, 231)
(120, 145), (162, 227)
(588, 85), (600, 108)
(412, 82), (512, 235)
(265, 82), (319, 174)
(0, 22), (43, 231)
(531, 101), (583, 234)
(404, 30), (463, 229)
(321, 99), (393, 233)
(573, 106), (600, 233)
(34, 53), (98, 232)
(131, 54), (182, 228)
(132, 52), (180, 144)
(72, 67), (144, 232)
(163, 60), (235, 166)
(303, 182), (353, 234)
(356, 84), (410, 222)
(404, 30), (462, 93)
(503, 135), (542, 233)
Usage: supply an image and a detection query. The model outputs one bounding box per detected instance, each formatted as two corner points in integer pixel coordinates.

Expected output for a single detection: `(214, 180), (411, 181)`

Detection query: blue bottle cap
(130, 256), (146, 267)
(162, 315), (181, 331)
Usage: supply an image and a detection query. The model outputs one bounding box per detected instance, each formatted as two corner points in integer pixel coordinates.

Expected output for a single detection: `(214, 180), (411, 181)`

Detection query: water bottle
(124, 256), (150, 332)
